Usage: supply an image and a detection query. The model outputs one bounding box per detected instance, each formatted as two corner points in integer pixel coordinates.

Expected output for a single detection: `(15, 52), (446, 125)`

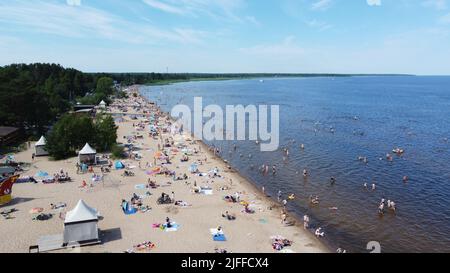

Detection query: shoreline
(0, 85), (329, 253)
(137, 85), (332, 253)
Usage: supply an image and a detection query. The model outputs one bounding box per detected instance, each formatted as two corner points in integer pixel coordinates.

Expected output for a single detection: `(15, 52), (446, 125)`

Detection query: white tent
(99, 100), (107, 109)
(63, 200), (100, 245)
(78, 143), (97, 165)
(35, 136), (49, 156)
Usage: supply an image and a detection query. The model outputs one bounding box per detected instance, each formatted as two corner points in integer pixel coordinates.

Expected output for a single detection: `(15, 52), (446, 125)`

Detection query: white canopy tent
(99, 100), (107, 109)
(35, 136), (49, 156)
(78, 143), (97, 165)
(63, 200), (100, 245)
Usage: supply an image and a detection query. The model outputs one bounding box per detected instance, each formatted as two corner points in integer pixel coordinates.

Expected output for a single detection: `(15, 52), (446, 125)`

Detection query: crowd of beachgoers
(0, 85), (328, 253)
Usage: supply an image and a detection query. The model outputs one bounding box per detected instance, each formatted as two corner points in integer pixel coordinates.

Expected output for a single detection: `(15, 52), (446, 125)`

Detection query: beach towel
(163, 223), (180, 232)
(213, 234), (227, 242)
(201, 189), (213, 195)
(135, 184), (146, 190)
(35, 171), (49, 177)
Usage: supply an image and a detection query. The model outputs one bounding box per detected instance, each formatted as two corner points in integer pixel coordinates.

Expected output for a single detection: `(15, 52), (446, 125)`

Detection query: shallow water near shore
(141, 76), (450, 253)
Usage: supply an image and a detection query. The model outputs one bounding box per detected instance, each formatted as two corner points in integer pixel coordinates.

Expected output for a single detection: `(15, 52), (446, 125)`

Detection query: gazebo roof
(65, 200), (98, 223)
(35, 136), (46, 146)
(79, 143), (96, 155)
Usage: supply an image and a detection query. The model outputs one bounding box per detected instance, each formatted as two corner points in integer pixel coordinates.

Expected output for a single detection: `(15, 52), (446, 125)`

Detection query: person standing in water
(303, 215), (310, 229)
(330, 177), (336, 185)
(303, 169), (308, 178)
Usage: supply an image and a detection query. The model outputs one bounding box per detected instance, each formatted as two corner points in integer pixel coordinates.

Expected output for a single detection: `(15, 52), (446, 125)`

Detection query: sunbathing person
(224, 195), (237, 203)
(222, 211), (236, 221)
(175, 201), (191, 207)
(165, 217), (172, 228)
(243, 204), (255, 214)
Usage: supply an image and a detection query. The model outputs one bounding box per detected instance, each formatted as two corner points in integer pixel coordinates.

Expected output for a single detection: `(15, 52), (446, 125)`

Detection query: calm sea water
(141, 76), (450, 253)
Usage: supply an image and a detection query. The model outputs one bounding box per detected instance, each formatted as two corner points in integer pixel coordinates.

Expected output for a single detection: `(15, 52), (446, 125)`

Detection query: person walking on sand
(303, 215), (309, 229)
(32, 153), (35, 161)
(262, 186), (265, 196)
(277, 190), (282, 202)
(281, 212), (287, 225)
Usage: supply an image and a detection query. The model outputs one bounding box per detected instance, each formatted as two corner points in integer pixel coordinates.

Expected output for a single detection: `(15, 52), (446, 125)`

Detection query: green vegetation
(0, 63), (97, 133)
(95, 114), (118, 152)
(46, 113), (117, 160)
(111, 143), (125, 159)
(76, 76), (114, 105)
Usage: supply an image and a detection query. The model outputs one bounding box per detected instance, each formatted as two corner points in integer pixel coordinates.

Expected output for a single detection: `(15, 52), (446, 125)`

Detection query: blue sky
(1, 0), (450, 74)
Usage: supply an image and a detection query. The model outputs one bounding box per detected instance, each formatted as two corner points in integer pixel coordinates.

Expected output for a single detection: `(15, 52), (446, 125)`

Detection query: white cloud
(141, 0), (257, 24)
(306, 19), (333, 31)
(367, 0), (382, 6)
(66, 0), (81, 6)
(422, 0), (447, 10)
(439, 12), (450, 24)
(240, 36), (304, 56)
(311, 0), (333, 11)
(142, 0), (185, 15)
(0, 0), (207, 45)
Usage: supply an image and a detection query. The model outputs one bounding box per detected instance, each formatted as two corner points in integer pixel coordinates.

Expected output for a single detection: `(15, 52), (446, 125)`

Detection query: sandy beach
(0, 86), (329, 253)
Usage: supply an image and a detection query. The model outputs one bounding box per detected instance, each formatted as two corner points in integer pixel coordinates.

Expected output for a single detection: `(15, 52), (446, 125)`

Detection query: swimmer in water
(330, 177), (336, 185)
(378, 203), (385, 214)
(315, 227), (325, 238)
